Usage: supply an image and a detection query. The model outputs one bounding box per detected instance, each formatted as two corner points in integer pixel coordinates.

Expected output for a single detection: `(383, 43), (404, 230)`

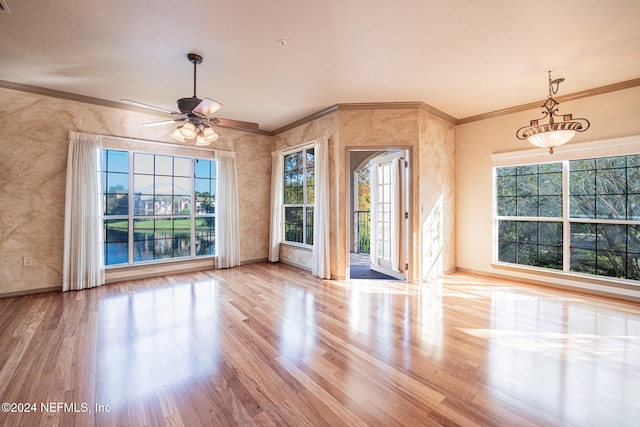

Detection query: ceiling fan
(121, 52), (259, 145)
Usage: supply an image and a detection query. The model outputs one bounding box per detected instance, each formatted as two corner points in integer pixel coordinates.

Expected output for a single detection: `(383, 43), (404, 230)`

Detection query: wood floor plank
(1, 263), (639, 426)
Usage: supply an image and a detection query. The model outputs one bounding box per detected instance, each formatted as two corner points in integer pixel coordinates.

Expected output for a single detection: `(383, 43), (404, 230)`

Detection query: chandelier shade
(171, 119), (219, 146)
(178, 122), (197, 138)
(516, 71), (590, 154)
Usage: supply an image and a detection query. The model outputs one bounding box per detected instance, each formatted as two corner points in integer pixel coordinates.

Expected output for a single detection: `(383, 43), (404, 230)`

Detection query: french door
(369, 151), (406, 280)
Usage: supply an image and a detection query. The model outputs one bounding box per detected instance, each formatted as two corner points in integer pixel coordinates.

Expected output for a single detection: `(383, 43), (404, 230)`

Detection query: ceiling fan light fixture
(179, 121), (197, 138)
(516, 71), (590, 154)
(124, 52), (259, 137)
(170, 127), (186, 142)
(202, 125), (219, 142)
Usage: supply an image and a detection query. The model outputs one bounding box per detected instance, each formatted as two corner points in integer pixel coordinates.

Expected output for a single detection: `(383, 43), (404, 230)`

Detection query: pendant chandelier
(516, 71), (590, 154)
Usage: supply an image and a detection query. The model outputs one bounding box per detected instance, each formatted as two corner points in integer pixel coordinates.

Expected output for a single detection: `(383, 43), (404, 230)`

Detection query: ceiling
(1, 0), (639, 132)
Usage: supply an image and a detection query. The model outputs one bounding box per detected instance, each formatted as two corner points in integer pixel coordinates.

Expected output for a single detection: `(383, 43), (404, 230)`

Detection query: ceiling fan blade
(120, 99), (179, 115)
(193, 98), (223, 118)
(141, 118), (186, 127)
(213, 117), (260, 131)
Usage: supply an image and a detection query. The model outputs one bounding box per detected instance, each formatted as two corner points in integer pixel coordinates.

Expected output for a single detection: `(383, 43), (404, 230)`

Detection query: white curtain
(62, 131), (104, 291)
(216, 150), (241, 269)
(369, 163), (379, 266)
(268, 152), (284, 262)
(312, 140), (331, 279)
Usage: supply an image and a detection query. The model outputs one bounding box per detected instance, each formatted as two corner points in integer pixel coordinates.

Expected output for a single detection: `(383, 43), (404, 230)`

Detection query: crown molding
(3, 77), (639, 134)
(457, 78), (640, 125)
(336, 101), (458, 124)
(272, 101), (458, 135)
(0, 79), (272, 136)
(0, 79), (138, 112)
(271, 105), (339, 135)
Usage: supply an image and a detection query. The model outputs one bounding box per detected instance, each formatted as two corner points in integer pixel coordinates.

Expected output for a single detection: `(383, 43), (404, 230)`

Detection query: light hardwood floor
(1, 262), (639, 426)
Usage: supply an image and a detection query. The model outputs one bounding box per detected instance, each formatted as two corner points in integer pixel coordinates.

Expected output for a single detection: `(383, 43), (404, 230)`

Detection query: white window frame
(102, 148), (217, 267)
(492, 135), (640, 284)
(282, 143), (315, 247)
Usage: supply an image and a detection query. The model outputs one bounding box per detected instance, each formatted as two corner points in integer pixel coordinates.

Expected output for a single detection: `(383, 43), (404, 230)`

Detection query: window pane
(497, 197), (516, 217)
(570, 195), (595, 218)
(105, 171), (128, 193)
(306, 207), (314, 245)
(597, 156), (626, 169)
(498, 242), (517, 263)
(104, 219), (128, 266)
(498, 221), (517, 243)
(195, 178), (211, 196)
(539, 172), (562, 194)
(498, 220), (562, 270)
(174, 196), (191, 214)
(516, 196), (538, 216)
(173, 218), (191, 258)
(539, 195), (562, 217)
(105, 150), (129, 173)
(597, 194), (626, 219)
(134, 195), (154, 216)
(154, 196), (172, 215)
(104, 220), (128, 242)
(496, 174), (516, 197)
(517, 173), (538, 195)
(155, 155), (173, 175)
(133, 218), (155, 261)
(285, 207), (304, 243)
(195, 159), (211, 178)
(134, 153), (154, 174)
(155, 175), (172, 195)
(539, 222), (562, 246)
(284, 152), (304, 204)
(174, 177), (191, 196)
(195, 217), (215, 255)
(628, 167), (640, 193)
(627, 194), (640, 221)
(306, 148), (315, 205)
(134, 174), (153, 194)
(105, 242), (128, 265)
(105, 194), (129, 216)
(596, 167), (625, 195)
(539, 163), (562, 173)
(154, 218), (173, 259)
(174, 157), (191, 177)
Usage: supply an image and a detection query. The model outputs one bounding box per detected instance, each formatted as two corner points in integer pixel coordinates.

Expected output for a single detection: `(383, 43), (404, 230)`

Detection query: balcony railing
(354, 210), (370, 254)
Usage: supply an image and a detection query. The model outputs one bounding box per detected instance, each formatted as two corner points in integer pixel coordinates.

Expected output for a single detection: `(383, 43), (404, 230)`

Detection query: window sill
(105, 257), (216, 284)
(280, 241), (313, 252)
(491, 262), (640, 291)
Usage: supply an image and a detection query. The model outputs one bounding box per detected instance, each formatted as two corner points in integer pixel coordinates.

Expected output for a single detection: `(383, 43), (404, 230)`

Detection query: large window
(495, 153), (640, 281)
(102, 149), (216, 266)
(283, 147), (314, 245)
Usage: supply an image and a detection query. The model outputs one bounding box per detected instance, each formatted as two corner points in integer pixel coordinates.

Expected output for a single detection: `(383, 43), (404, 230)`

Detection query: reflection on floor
(349, 252), (398, 280)
(1, 264), (639, 426)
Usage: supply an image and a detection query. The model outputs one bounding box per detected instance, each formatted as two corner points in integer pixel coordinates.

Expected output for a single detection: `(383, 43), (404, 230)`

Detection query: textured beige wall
(456, 86), (640, 299)
(417, 109), (456, 281)
(0, 87), (272, 295)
